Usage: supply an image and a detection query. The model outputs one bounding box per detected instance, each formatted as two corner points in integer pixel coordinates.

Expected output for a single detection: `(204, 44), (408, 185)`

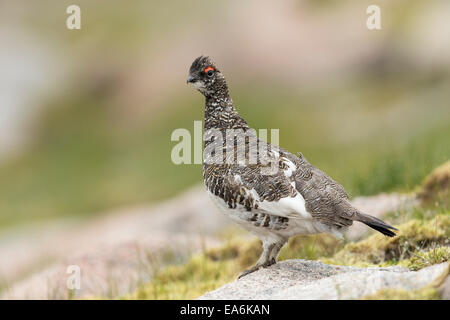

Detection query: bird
(187, 56), (397, 278)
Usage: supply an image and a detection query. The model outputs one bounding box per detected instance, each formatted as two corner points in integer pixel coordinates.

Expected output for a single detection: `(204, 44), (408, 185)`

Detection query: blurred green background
(0, 0), (449, 229)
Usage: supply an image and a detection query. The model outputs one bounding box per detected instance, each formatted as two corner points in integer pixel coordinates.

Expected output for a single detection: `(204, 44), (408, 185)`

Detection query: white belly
(206, 189), (343, 239)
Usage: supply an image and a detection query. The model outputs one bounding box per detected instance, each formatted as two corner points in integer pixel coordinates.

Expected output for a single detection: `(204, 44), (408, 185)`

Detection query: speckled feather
(191, 57), (354, 230)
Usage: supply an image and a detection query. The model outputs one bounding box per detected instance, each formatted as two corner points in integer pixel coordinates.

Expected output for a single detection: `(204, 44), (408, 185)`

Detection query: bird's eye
(204, 66), (215, 77)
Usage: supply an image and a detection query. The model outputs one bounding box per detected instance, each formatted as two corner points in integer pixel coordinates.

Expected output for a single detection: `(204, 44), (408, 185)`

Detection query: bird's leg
(238, 241), (276, 279)
(268, 238), (288, 264)
(238, 238), (288, 279)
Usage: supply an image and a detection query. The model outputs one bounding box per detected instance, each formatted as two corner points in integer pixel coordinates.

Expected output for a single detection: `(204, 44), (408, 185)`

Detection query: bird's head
(187, 56), (226, 97)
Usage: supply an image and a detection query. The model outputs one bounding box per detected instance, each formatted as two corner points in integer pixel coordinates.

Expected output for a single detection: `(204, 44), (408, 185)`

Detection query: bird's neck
(204, 87), (249, 131)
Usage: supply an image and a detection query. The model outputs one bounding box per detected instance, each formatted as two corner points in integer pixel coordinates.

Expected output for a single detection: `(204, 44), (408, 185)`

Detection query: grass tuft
(407, 247), (450, 271)
(322, 215), (450, 268)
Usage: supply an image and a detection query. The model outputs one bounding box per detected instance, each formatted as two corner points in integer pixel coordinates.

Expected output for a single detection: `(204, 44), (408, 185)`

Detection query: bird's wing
(205, 146), (313, 220)
(206, 161), (300, 216)
(205, 139), (354, 227)
(285, 151), (355, 227)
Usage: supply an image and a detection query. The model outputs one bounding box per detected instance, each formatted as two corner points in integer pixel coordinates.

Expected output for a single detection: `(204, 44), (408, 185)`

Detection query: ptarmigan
(187, 56), (397, 278)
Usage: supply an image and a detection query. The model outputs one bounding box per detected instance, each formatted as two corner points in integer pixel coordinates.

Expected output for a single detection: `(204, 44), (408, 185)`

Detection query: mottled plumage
(187, 56), (397, 278)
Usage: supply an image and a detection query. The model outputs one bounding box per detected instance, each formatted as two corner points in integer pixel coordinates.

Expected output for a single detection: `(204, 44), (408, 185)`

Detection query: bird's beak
(187, 75), (196, 84)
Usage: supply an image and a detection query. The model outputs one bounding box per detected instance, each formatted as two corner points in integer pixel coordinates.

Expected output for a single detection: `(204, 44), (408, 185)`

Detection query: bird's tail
(354, 212), (398, 237)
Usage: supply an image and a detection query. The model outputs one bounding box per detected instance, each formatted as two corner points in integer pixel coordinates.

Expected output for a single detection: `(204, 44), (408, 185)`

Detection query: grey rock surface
(198, 260), (449, 300)
(439, 275), (450, 300)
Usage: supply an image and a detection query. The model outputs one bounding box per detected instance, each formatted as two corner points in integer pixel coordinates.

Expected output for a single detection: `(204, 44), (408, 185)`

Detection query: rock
(439, 275), (450, 300)
(198, 260), (449, 300)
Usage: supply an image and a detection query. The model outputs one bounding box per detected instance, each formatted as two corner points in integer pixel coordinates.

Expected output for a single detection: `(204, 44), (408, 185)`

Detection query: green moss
(322, 215), (450, 268)
(205, 238), (262, 268)
(406, 247), (450, 271)
(362, 287), (440, 300)
(279, 234), (341, 261)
